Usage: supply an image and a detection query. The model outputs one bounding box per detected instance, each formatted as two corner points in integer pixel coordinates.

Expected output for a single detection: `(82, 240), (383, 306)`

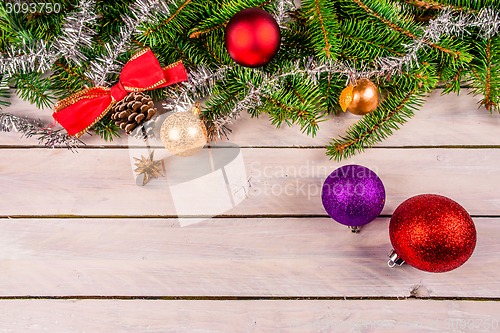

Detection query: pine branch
(142, 0), (194, 37)
(0, 0), (498, 154)
(469, 36), (500, 112)
(327, 88), (423, 160)
(484, 40), (494, 110)
(188, 0), (273, 39)
(300, 0), (340, 59)
(338, 19), (407, 61)
(317, 70), (346, 114)
(327, 66), (438, 160)
(92, 115), (121, 141)
(350, 0), (462, 59)
(51, 60), (93, 98)
(260, 79), (324, 136)
(12, 72), (54, 109)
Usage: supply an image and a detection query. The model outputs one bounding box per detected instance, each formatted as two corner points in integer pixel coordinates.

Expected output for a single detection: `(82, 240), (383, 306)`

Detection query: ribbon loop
(110, 81), (128, 102)
(53, 49), (188, 137)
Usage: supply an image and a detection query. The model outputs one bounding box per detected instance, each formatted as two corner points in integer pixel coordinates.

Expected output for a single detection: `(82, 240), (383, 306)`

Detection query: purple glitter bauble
(321, 164), (386, 227)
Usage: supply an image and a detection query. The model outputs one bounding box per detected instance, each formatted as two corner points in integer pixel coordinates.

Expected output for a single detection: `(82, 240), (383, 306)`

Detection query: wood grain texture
(0, 218), (497, 297)
(0, 148), (498, 216)
(0, 299), (498, 332)
(1, 90), (499, 147)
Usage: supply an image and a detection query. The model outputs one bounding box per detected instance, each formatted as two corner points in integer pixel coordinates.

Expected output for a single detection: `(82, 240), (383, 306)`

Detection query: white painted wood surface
(0, 148), (499, 216)
(0, 300), (499, 333)
(0, 218), (498, 297)
(0, 90), (499, 332)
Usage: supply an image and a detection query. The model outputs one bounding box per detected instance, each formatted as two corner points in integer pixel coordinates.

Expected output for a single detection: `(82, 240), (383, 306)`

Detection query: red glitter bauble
(225, 8), (281, 67)
(389, 194), (476, 273)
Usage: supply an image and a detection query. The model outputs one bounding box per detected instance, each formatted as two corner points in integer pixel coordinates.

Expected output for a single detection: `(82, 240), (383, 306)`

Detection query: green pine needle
(92, 116), (121, 142)
(12, 72), (54, 109)
(300, 0), (340, 60)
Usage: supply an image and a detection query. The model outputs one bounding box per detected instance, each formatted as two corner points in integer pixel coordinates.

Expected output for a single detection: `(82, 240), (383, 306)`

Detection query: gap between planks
(0, 299), (498, 333)
(0, 145), (500, 150)
(0, 214), (500, 219)
(0, 295), (499, 301)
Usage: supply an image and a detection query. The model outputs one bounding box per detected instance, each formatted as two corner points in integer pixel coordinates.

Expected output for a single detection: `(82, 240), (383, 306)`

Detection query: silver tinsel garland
(85, 0), (173, 86)
(273, 0), (297, 29)
(0, 113), (82, 150)
(163, 65), (229, 113)
(0, 0), (98, 76)
(54, 0), (98, 67)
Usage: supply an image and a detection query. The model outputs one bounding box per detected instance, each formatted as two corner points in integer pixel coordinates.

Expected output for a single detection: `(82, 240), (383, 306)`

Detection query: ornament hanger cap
(191, 102), (201, 116)
(388, 249), (405, 268)
(349, 226), (361, 233)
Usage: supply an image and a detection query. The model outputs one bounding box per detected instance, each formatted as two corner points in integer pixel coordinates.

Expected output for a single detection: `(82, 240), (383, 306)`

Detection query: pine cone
(110, 92), (157, 134)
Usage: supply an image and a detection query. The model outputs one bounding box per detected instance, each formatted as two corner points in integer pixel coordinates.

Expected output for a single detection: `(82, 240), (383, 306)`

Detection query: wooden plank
(0, 148), (499, 216)
(0, 218), (497, 297)
(226, 89), (500, 148)
(2, 90), (500, 147)
(0, 299), (499, 332)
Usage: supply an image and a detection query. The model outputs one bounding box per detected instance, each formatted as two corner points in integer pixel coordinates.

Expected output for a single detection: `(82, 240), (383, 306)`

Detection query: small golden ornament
(160, 104), (208, 156)
(134, 150), (165, 186)
(345, 78), (380, 115)
(339, 84), (354, 112)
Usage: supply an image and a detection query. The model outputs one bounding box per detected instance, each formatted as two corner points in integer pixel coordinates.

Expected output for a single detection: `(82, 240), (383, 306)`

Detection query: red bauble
(225, 8), (281, 67)
(389, 194), (476, 273)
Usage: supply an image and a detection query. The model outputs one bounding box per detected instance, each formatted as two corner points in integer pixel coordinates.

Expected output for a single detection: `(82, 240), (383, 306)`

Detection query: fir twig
(469, 36), (500, 112)
(188, 0), (273, 39)
(92, 116), (121, 141)
(351, 0), (461, 59)
(12, 72), (54, 109)
(327, 88), (424, 160)
(301, 0), (340, 59)
(327, 65), (438, 160)
(143, 0), (194, 37)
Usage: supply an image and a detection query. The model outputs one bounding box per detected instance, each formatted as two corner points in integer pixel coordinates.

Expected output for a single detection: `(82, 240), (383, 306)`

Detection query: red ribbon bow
(53, 49), (188, 137)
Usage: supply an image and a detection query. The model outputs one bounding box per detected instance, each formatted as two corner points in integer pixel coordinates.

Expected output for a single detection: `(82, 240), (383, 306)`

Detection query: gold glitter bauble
(160, 111), (208, 156)
(347, 78), (380, 115)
